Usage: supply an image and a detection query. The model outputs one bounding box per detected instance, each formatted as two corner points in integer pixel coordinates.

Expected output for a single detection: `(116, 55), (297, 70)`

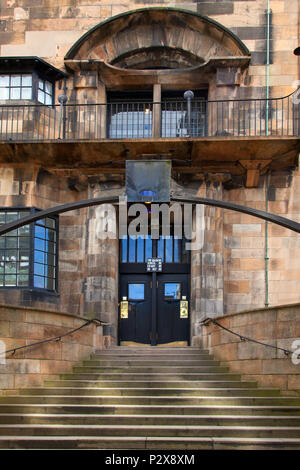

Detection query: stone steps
(1, 424), (300, 439)
(94, 347), (207, 354)
(1, 395), (300, 406)
(72, 366), (230, 373)
(1, 345), (300, 449)
(1, 436), (300, 450)
(83, 359), (217, 366)
(61, 372), (243, 381)
(45, 380), (258, 389)
(19, 387), (281, 397)
(1, 403), (300, 416)
(2, 413), (300, 426)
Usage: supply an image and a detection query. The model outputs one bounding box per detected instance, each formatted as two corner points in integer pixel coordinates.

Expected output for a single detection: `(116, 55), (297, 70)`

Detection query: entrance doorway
(119, 232), (190, 346)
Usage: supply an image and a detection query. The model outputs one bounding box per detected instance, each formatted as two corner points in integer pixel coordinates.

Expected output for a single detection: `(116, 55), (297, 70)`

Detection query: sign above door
(126, 160), (171, 203)
(147, 257), (163, 272)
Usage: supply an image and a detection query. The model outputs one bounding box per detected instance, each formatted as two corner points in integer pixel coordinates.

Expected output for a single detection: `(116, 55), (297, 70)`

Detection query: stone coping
(0, 303), (99, 323)
(202, 302), (300, 323)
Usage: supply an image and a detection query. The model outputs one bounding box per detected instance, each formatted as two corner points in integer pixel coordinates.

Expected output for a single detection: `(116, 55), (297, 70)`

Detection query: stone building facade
(0, 0), (299, 348)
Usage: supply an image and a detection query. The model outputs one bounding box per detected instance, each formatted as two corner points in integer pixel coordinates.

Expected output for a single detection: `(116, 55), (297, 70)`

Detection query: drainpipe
(265, 172), (270, 307)
(265, 0), (271, 136)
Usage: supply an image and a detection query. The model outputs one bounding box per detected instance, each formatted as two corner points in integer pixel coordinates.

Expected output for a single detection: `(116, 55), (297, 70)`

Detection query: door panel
(119, 274), (152, 345)
(119, 273), (189, 346)
(157, 274), (189, 346)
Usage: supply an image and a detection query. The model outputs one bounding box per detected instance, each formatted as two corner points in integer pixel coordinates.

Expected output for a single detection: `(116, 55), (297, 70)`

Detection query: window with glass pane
(0, 209), (57, 290)
(161, 97), (207, 137)
(0, 210), (30, 287)
(120, 234), (190, 264)
(128, 283), (145, 300)
(164, 283), (181, 300)
(0, 74), (32, 101)
(109, 102), (152, 138)
(33, 217), (57, 290)
(37, 79), (53, 105)
(120, 236), (153, 263)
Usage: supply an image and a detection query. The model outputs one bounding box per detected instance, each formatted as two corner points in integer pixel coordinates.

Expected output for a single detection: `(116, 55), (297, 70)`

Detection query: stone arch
(65, 7), (250, 70)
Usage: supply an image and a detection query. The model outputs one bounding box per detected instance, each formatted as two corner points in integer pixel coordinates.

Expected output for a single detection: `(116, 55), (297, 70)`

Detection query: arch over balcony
(64, 7), (250, 81)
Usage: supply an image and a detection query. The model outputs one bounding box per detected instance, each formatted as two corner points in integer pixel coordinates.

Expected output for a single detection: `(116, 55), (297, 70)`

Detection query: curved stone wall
(197, 303), (300, 395)
(0, 304), (105, 394)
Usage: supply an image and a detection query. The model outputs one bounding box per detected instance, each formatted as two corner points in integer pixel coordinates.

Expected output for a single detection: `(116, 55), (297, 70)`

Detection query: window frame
(128, 282), (146, 301)
(0, 207), (59, 293)
(0, 74), (33, 101)
(0, 71), (55, 106)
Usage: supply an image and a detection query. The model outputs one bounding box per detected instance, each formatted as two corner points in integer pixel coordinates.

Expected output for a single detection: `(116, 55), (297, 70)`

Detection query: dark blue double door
(119, 273), (189, 346)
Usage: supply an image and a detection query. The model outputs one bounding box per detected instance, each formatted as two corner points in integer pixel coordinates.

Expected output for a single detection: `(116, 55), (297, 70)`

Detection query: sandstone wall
(0, 0), (298, 99)
(1, 165), (300, 337)
(0, 165), (120, 343)
(223, 168), (300, 313)
(0, 303), (105, 393)
(198, 303), (300, 394)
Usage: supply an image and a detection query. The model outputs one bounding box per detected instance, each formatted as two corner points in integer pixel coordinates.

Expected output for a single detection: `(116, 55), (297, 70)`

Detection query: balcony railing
(0, 91), (299, 141)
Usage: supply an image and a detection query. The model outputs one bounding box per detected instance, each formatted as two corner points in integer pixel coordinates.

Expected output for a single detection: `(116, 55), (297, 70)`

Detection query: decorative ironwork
(0, 195), (300, 238)
(0, 91), (298, 141)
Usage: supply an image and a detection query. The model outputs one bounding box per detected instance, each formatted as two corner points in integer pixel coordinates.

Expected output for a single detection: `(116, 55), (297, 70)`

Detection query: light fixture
(126, 160), (171, 202)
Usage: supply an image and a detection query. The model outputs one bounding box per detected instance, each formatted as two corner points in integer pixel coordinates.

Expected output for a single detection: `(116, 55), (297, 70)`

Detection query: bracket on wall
(238, 160), (272, 188)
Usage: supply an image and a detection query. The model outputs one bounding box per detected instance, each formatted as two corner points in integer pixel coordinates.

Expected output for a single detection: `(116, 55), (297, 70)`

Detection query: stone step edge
(2, 424), (300, 432)
(0, 436), (300, 444)
(47, 380), (255, 383)
(19, 387), (277, 392)
(1, 404), (300, 410)
(62, 373), (240, 376)
(2, 395), (297, 400)
(2, 413), (300, 419)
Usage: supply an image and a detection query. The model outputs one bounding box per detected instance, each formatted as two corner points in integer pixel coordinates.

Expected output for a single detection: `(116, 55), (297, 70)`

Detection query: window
(0, 74), (54, 105)
(0, 209), (58, 291)
(33, 217), (57, 290)
(128, 283), (145, 301)
(161, 90), (208, 137)
(164, 283), (181, 300)
(120, 234), (189, 264)
(38, 79), (53, 105)
(108, 91), (153, 138)
(0, 74), (32, 100)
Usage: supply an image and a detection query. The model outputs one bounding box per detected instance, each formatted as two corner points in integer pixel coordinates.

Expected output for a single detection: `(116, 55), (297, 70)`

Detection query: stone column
(73, 70), (99, 138)
(152, 84), (161, 138)
(209, 67), (241, 136)
(97, 80), (107, 139)
(190, 182), (224, 346)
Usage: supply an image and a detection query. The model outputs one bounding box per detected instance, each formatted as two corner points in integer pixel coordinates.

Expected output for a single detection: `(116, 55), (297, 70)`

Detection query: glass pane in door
(164, 282), (181, 300)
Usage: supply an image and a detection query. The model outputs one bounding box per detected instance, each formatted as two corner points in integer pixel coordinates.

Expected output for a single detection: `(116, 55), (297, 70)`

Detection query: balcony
(0, 92), (299, 141)
(0, 92), (299, 188)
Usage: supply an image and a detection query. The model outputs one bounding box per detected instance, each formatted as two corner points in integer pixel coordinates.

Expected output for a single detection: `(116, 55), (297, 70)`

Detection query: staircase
(1, 346), (300, 449)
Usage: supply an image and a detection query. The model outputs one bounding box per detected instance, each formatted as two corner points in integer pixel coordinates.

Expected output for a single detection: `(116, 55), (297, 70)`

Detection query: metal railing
(0, 91), (298, 141)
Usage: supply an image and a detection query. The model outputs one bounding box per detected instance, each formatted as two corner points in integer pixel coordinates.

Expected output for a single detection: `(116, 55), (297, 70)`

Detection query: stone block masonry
(199, 303), (300, 395)
(0, 303), (104, 394)
(0, 0), (298, 97)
